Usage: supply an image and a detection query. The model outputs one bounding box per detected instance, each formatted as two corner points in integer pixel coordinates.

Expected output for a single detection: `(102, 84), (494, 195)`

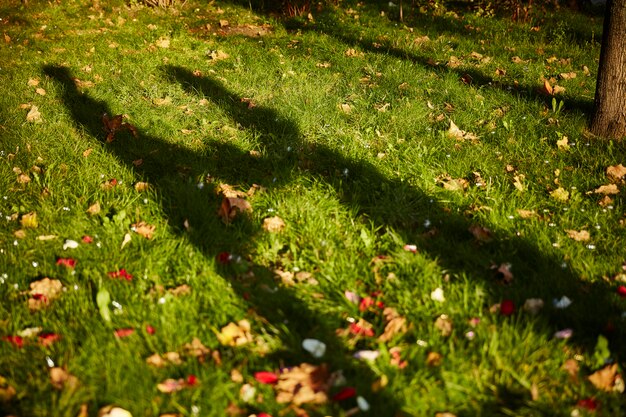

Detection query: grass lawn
(1, 0), (626, 415)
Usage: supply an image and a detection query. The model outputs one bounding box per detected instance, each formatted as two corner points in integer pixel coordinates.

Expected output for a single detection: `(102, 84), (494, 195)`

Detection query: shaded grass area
(1, 0), (626, 416)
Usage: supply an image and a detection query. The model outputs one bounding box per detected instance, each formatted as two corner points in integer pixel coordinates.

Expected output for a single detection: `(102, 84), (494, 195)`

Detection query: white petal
(302, 338), (326, 358)
(357, 396), (370, 411)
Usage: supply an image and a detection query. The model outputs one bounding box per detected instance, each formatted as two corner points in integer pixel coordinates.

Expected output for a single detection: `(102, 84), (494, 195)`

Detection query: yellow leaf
(20, 212), (38, 228)
(216, 320), (253, 346)
(588, 363), (620, 392)
(155, 37), (170, 48)
(82, 148), (93, 157)
(513, 174), (525, 191)
(134, 182), (151, 192)
(550, 187), (569, 202)
(556, 137), (570, 150)
(17, 173), (31, 184)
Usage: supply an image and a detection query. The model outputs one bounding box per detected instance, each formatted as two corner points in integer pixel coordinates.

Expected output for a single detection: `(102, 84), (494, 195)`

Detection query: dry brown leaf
(435, 413), (457, 417)
(559, 72), (577, 80)
(217, 183), (247, 198)
(378, 307), (407, 342)
(542, 79), (553, 95)
(599, 195), (614, 206)
(562, 359), (579, 380)
(208, 50), (229, 61)
(262, 216), (285, 233)
(434, 314), (453, 337)
(98, 406), (132, 417)
(553, 85), (566, 95)
(517, 209), (537, 219)
(275, 363), (330, 405)
(468, 224), (493, 243)
(87, 202), (101, 215)
(344, 48), (363, 57)
(157, 378), (187, 394)
(607, 164), (626, 182)
(216, 320), (253, 346)
(26, 105), (42, 123)
(83, 148), (93, 158)
(230, 369), (244, 383)
(511, 56), (525, 64)
(339, 103), (352, 113)
(169, 284), (191, 296)
(134, 182), (151, 192)
(588, 363), (620, 392)
(566, 229), (590, 242)
(593, 184), (619, 195)
(14, 229), (26, 239)
(183, 337), (211, 359)
(146, 352), (183, 367)
(0, 375), (16, 401)
(437, 174), (469, 192)
(217, 197), (252, 223)
(35, 88), (46, 96)
(494, 263), (514, 284)
(152, 97), (172, 106)
(102, 113), (138, 143)
(20, 211), (38, 228)
(27, 78), (40, 86)
(132, 222), (155, 239)
(447, 120), (479, 142)
(17, 173), (31, 184)
(28, 277), (63, 311)
(426, 351), (443, 367)
(49, 367), (79, 390)
(155, 37), (170, 48)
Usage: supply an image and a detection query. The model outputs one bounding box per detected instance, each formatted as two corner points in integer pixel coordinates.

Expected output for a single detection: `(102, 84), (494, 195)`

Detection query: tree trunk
(590, 0), (626, 140)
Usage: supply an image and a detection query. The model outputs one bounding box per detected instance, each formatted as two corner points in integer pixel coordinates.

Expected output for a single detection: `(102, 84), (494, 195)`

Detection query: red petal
(254, 371), (278, 384)
(82, 235), (93, 243)
(38, 332), (61, 346)
(332, 386), (357, 401)
(146, 325), (156, 335)
(110, 178), (118, 186)
(577, 398), (599, 410)
(114, 328), (135, 338)
(500, 299), (515, 316)
(217, 251), (232, 264)
(359, 297), (374, 312)
(617, 286), (626, 298)
(258, 414), (273, 417)
(186, 374), (198, 386)
(2, 335), (24, 348)
(56, 258), (76, 268)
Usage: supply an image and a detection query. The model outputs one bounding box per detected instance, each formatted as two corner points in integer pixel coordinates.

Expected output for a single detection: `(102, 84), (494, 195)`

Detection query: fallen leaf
(426, 351), (443, 367)
(566, 229), (590, 242)
(35, 87), (46, 96)
(152, 96), (172, 106)
(563, 359), (580, 380)
(468, 224), (493, 242)
(157, 378), (187, 393)
(219, 19), (229, 27)
(588, 364), (620, 392)
(14, 229), (26, 239)
(523, 298), (544, 315)
(20, 211), (38, 228)
(345, 48), (363, 57)
(0, 376), (17, 401)
(494, 263), (514, 284)
(28, 78), (40, 86)
(448, 120), (479, 142)
(339, 103), (352, 113)
(208, 50), (229, 61)
(550, 187), (569, 202)
(437, 174), (469, 192)
(262, 216), (286, 232)
(102, 113), (138, 143)
(553, 85), (566, 94)
(216, 320), (254, 346)
(275, 363), (330, 406)
(517, 209), (537, 219)
(17, 173), (31, 184)
(593, 183), (619, 195)
(49, 367), (79, 390)
(155, 37), (170, 48)
(131, 221), (156, 239)
(560, 72), (577, 80)
(87, 202), (101, 215)
(542, 79), (553, 95)
(217, 197), (252, 223)
(146, 352), (183, 367)
(434, 314), (453, 337)
(607, 164), (626, 182)
(378, 307), (407, 342)
(83, 148), (93, 157)
(557, 137), (570, 150)
(183, 337), (211, 359)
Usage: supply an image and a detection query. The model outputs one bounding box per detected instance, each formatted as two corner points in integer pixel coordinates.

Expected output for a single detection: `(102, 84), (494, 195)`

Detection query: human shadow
(44, 63), (626, 415)
(42, 64), (404, 416)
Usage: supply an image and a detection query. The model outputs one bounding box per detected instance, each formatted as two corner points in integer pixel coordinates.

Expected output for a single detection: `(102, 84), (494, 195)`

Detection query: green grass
(1, 0), (625, 416)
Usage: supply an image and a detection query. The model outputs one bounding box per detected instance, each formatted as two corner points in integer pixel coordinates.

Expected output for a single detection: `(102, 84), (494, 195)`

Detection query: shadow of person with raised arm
(164, 66), (626, 351)
(42, 64), (405, 416)
(44, 63), (626, 416)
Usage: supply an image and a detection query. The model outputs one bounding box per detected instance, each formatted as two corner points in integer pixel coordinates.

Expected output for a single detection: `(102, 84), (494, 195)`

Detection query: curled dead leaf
(20, 212), (38, 229)
(593, 183), (619, 195)
(550, 187), (569, 202)
(49, 367), (79, 391)
(468, 224), (493, 242)
(377, 307), (407, 342)
(26, 105), (42, 123)
(275, 363), (330, 406)
(588, 363), (620, 392)
(216, 320), (253, 346)
(566, 230), (590, 242)
(102, 113), (138, 143)
(28, 278), (63, 311)
(607, 164), (626, 182)
(183, 337), (211, 359)
(426, 351), (443, 367)
(131, 222), (155, 239)
(218, 197), (252, 223)
(434, 314), (453, 337)
(134, 182), (151, 192)
(262, 216), (285, 233)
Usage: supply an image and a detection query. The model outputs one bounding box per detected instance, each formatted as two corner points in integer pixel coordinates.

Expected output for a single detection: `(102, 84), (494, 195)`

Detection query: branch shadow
(43, 63), (626, 415)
